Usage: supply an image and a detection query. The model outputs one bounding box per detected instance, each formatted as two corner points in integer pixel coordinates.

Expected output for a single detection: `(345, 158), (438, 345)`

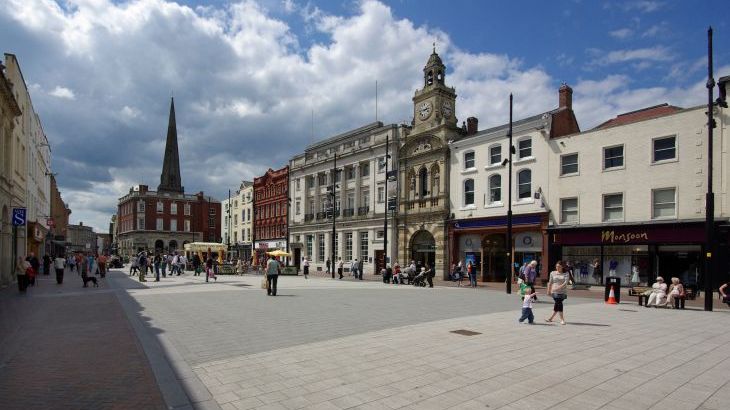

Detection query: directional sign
(12, 208), (26, 226)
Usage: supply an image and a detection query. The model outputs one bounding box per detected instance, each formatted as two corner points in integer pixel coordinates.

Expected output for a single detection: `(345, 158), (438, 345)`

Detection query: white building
(288, 122), (401, 275)
(222, 180), (253, 261)
(447, 85), (580, 282)
(546, 100), (729, 288)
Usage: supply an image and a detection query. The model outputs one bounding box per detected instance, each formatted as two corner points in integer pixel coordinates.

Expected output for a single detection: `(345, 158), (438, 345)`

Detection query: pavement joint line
(109, 271), (221, 410)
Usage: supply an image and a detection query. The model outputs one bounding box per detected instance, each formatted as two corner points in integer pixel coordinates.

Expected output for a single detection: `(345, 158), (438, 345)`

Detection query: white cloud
(609, 28), (634, 40)
(590, 46), (674, 66)
(49, 85), (75, 99)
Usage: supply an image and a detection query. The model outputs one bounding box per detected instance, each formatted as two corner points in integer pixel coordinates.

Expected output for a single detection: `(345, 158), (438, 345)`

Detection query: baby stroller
(412, 269), (428, 287)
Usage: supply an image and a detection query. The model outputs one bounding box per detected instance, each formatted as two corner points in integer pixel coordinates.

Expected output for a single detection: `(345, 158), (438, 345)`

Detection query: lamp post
(330, 152), (338, 279)
(704, 27), (719, 311)
(506, 93), (514, 294)
(286, 168), (291, 267)
(383, 132), (390, 272)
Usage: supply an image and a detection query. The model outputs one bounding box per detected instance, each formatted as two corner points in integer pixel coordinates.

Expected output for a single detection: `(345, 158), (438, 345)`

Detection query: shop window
(603, 193), (624, 221)
(560, 198), (578, 223)
(653, 135), (676, 162)
(489, 145), (501, 165)
(464, 151), (475, 169)
(318, 234), (325, 262)
(518, 138), (532, 159)
(463, 179), (475, 206)
(560, 153), (578, 176)
(488, 174), (501, 204)
(603, 145), (624, 169)
(652, 188), (676, 219)
(517, 169), (531, 199)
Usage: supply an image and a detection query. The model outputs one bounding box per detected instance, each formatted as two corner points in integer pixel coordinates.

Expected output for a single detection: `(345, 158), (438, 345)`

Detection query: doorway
(481, 233), (507, 282)
(410, 230), (436, 269)
(375, 250), (385, 274)
(294, 248), (301, 271)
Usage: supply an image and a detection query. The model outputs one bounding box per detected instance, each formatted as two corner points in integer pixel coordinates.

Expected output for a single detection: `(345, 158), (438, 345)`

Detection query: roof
(593, 103), (683, 130)
(305, 121), (384, 152)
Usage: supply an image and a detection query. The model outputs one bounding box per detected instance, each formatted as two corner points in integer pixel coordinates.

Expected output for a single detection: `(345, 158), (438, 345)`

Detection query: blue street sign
(12, 208), (26, 226)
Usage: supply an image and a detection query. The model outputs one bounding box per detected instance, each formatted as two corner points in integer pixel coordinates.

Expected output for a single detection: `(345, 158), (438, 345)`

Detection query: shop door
(375, 250), (385, 274)
(294, 248), (301, 270)
(482, 234), (506, 282)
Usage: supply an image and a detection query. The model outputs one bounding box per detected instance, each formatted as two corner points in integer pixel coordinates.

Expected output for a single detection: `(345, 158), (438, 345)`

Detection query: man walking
(351, 259), (359, 279)
(337, 258), (344, 279)
(302, 257), (310, 279)
(266, 255), (280, 296)
(178, 254), (187, 275)
(54, 254), (66, 284)
(326, 258), (332, 279)
(137, 252), (148, 282)
(43, 254), (52, 276)
(358, 258), (364, 280)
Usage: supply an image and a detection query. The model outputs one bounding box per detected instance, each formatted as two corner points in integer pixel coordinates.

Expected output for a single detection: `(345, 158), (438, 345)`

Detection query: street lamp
(330, 153), (340, 279)
(505, 93), (514, 294)
(383, 132), (391, 273)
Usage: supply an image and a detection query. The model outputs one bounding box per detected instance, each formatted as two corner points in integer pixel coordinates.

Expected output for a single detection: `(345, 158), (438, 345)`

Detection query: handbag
(261, 277), (268, 289)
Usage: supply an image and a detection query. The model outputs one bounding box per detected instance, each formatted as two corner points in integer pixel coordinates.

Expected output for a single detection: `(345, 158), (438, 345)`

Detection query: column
(353, 163), (361, 214)
(314, 173), (320, 216)
(324, 231), (331, 266)
(352, 230), (360, 262)
(339, 167), (346, 215)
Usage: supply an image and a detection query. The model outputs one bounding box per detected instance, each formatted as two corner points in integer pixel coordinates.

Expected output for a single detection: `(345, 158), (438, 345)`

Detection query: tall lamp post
(505, 93), (514, 294)
(383, 132), (390, 272)
(330, 153), (338, 279)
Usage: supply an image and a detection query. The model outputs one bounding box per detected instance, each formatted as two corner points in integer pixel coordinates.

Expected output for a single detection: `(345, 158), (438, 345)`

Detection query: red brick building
(253, 166), (289, 264)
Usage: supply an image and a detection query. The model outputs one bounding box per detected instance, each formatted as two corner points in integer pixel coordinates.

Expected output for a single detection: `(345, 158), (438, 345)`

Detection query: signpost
(12, 208), (26, 226)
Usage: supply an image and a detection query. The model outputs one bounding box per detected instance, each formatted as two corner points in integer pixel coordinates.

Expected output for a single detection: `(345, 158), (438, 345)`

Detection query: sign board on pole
(47, 217), (55, 228)
(12, 208), (26, 226)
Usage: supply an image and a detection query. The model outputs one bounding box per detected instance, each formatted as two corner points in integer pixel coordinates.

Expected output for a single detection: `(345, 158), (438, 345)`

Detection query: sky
(1, 0), (728, 233)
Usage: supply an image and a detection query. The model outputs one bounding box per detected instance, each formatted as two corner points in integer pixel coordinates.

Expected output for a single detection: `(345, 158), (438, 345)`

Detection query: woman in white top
(546, 260), (569, 325)
(646, 276), (668, 307)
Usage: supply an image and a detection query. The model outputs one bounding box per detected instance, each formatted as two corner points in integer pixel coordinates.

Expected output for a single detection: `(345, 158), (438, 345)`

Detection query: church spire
(158, 97), (184, 194)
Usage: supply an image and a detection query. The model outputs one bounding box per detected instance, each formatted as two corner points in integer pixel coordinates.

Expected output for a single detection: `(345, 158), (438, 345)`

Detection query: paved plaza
(1, 269), (730, 410)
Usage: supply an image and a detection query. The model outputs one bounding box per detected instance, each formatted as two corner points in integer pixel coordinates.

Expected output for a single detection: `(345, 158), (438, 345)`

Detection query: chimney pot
(466, 117), (478, 135)
(559, 83), (573, 109)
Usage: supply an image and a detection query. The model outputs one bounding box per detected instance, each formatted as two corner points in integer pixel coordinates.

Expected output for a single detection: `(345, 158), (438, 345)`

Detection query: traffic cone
(606, 286), (618, 304)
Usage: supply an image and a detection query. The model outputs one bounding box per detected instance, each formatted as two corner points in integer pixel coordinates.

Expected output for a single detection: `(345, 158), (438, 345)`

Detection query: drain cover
(450, 329), (481, 336)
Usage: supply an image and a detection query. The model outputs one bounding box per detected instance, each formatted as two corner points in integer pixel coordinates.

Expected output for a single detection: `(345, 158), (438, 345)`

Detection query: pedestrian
(720, 282), (730, 307)
(43, 254), (52, 276)
(80, 253), (89, 281)
(154, 254), (162, 281)
(265, 254), (280, 296)
(179, 254), (187, 274)
(171, 253), (179, 275)
(206, 255), (216, 281)
(129, 254), (138, 276)
(26, 252), (39, 286)
(137, 252), (147, 282)
(646, 276), (667, 307)
(98, 254), (107, 277)
(161, 254), (168, 277)
(326, 258), (331, 278)
(358, 258), (364, 280)
(392, 262), (401, 284)
(193, 253), (201, 276)
(467, 261), (476, 288)
(88, 254), (97, 276)
(351, 259), (359, 278)
(15, 256), (29, 293)
(54, 253), (66, 284)
(425, 263), (434, 288)
(518, 287), (537, 324)
(302, 257), (309, 279)
(67, 254), (76, 275)
(546, 260), (569, 325)
(525, 260), (538, 300)
(337, 258), (344, 279)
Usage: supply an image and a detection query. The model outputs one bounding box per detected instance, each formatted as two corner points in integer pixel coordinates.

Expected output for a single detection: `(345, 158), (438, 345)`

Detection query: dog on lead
(81, 272), (98, 288)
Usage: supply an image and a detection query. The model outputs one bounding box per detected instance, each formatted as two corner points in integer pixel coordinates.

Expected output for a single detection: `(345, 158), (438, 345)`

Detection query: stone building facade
(222, 180), (253, 261)
(288, 122), (401, 275)
(49, 174), (71, 255)
(0, 58), (21, 285)
(67, 222), (97, 254)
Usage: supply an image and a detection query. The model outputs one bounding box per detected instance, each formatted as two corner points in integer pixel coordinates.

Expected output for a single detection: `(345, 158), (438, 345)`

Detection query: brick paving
(0, 271), (166, 410)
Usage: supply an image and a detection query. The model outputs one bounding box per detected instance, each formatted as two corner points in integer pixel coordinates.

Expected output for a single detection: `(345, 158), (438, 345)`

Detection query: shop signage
(601, 230), (648, 243)
(12, 208), (26, 226)
(552, 223), (705, 245)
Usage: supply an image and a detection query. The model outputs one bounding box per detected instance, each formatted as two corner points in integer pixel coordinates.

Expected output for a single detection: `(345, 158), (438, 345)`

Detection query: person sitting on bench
(646, 276), (667, 308)
(665, 277), (684, 309)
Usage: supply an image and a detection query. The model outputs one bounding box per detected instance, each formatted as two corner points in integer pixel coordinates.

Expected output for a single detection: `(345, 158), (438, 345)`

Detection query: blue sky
(1, 0), (728, 232)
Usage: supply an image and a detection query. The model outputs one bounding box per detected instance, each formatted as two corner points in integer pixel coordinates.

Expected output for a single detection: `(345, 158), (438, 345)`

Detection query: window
(296, 178), (300, 191)
(306, 175), (314, 189)
(490, 145), (501, 165)
(318, 234), (325, 262)
(137, 216), (145, 230)
(489, 174), (501, 203)
(561, 153), (579, 175)
(157, 201), (163, 213)
(347, 167), (355, 180)
(377, 157), (386, 172)
(419, 167), (428, 196)
(234, 232), (238, 243)
(334, 170), (341, 183)
(361, 163), (369, 177)
(361, 189), (369, 207)
(518, 138), (532, 159)
(603, 145), (624, 169)
(170, 219), (177, 231)
(185, 219), (191, 232)
(247, 208), (251, 221)
(296, 201), (301, 215)
(517, 170), (532, 199)
(603, 193), (624, 222)
(464, 179), (475, 206)
(318, 173), (327, 185)
(345, 233), (353, 261)
(360, 232), (369, 260)
(653, 136), (676, 162)
(208, 216), (215, 228)
(561, 198), (578, 223)
(209, 207), (216, 215)
(377, 186), (385, 203)
(156, 218), (164, 231)
(652, 188), (676, 219)
(464, 151), (475, 169)
(137, 201), (145, 212)
(170, 203), (177, 215)
(346, 191), (355, 209)
(306, 235), (313, 258)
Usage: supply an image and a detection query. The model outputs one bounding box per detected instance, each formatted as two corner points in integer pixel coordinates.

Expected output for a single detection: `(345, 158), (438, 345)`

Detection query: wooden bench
(631, 286), (695, 308)
(629, 286), (652, 306)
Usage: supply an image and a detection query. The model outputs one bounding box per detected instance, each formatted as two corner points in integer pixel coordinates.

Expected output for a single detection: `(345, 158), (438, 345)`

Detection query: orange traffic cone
(606, 286), (618, 304)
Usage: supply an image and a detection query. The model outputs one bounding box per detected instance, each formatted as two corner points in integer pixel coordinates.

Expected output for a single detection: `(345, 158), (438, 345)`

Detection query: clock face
(418, 101), (432, 120)
(442, 101), (452, 118)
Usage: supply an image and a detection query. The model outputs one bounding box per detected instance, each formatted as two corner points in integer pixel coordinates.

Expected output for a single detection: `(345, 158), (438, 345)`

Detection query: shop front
(449, 213), (549, 282)
(254, 239), (287, 267)
(550, 222), (709, 287)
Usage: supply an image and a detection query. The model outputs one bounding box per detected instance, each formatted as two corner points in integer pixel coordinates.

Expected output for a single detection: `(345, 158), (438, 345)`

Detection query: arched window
(518, 169), (532, 199)
(489, 174), (501, 203)
(426, 70), (434, 86)
(419, 167), (428, 197)
(430, 164), (440, 196)
(464, 179), (474, 206)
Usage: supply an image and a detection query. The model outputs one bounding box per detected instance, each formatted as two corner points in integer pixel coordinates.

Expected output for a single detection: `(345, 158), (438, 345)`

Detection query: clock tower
(397, 48), (461, 280)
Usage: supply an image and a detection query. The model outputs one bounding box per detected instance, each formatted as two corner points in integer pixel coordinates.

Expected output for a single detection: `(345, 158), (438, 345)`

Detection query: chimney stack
(559, 83), (573, 109)
(466, 117), (478, 135)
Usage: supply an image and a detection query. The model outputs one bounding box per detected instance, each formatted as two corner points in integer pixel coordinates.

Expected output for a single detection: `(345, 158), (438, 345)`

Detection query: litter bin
(605, 276), (621, 303)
